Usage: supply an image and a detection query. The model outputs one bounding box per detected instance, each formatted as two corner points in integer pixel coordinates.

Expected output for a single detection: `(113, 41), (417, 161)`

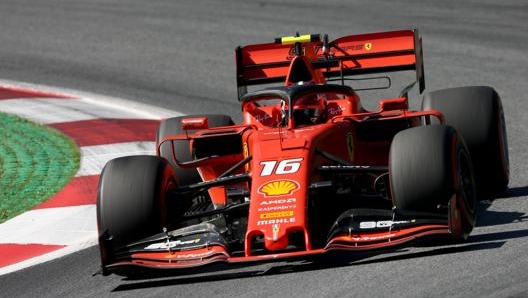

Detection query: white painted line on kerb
(0, 205), (97, 245)
(0, 79), (184, 120)
(0, 236), (98, 276)
(0, 98), (160, 124)
(77, 141), (156, 176)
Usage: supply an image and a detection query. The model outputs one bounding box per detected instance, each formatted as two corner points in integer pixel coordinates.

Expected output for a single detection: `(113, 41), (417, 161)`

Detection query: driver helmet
(293, 93), (327, 125)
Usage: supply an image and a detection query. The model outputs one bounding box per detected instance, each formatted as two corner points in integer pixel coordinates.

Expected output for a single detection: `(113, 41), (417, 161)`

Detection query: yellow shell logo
(258, 180), (299, 197)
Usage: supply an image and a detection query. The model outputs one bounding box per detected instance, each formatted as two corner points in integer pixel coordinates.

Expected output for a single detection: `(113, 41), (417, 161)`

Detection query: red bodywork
(104, 30), (468, 273)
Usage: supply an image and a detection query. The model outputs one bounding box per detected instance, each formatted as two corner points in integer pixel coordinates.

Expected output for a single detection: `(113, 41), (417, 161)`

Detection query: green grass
(0, 112), (80, 223)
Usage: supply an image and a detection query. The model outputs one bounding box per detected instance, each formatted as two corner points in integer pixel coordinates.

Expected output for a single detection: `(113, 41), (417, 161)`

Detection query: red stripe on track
(0, 244), (65, 268)
(34, 175), (100, 209)
(49, 118), (161, 147)
(0, 86), (74, 100)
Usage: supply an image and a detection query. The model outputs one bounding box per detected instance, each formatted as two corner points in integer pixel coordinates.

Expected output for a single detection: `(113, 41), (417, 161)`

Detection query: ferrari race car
(96, 29), (509, 276)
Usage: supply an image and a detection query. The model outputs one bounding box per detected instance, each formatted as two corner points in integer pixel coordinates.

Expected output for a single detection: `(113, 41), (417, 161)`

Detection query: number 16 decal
(260, 158), (303, 176)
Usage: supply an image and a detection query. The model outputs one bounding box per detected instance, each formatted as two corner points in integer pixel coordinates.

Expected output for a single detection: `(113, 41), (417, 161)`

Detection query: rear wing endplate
(236, 29), (425, 98)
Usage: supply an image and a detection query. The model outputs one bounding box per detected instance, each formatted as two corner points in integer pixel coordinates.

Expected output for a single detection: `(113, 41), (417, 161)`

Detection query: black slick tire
(97, 155), (176, 273)
(422, 86), (509, 199)
(389, 125), (477, 237)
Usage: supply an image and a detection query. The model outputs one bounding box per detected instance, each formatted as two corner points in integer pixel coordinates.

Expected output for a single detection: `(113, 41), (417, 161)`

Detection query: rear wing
(236, 29), (425, 98)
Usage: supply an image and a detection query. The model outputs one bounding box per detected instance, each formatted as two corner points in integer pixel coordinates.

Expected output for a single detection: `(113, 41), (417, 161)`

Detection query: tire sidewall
(97, 155), (176, 266)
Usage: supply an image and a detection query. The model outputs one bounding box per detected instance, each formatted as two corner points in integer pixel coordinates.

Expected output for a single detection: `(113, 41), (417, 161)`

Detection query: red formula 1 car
(96, 29), (509, 276)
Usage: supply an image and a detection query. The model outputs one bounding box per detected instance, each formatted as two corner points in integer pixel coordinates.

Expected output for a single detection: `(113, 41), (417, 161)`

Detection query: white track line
(0, 235), (98, 276)
(0, 205), (97, 245)
(0, 79), (183, 121)
(0, 98), (161, 124)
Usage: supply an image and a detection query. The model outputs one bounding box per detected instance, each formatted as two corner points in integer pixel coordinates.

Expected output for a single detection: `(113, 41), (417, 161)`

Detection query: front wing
(101, 200), (462, 275)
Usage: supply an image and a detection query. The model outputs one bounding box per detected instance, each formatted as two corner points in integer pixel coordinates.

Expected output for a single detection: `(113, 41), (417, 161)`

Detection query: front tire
(389, 125), (477, 238)
(97, 155), (176, 273)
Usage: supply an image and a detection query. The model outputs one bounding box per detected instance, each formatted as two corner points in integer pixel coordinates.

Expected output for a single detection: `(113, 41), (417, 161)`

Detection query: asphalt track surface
(1, 0), (528, 297)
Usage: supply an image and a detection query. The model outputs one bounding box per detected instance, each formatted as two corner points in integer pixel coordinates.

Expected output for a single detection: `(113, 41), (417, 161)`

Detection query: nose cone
(245, 133), (311, 255)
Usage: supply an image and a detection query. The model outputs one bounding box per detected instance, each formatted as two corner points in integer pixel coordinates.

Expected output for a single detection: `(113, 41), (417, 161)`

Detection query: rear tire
(422, 86), (509, 199)
(389, 125), (477, 237)
(156, 114), (234, 185)
(97, 155), (176, 272)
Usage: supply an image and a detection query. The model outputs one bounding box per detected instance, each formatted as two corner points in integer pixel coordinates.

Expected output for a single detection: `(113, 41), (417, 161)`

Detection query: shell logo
(258, 180), (299, 197)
